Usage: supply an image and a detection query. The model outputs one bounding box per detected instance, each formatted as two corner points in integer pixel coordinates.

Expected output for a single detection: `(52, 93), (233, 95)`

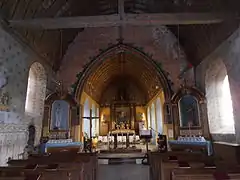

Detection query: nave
(1, 148), (240, 180)
(1, 0), (240, 179)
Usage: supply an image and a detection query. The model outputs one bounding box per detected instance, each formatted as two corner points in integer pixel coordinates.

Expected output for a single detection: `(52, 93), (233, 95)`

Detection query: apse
(83, 51), (163, 106)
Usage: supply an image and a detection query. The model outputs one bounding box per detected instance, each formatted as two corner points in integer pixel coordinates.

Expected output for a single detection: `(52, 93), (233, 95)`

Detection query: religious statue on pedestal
(51, 100), (70, 131)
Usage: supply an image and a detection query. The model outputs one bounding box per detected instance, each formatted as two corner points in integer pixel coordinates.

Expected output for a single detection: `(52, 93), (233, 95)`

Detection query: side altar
(41, 92), (82, 153)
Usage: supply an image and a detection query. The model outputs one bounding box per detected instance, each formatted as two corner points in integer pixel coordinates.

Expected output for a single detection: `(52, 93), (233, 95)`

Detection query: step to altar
(99, 148), (142, 154)
(98, 153), (147, 165)
(97, 164), (150, 180)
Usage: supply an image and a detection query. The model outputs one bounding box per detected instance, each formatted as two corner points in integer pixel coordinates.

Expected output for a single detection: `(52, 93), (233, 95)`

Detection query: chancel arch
(74, 44), (171, 145)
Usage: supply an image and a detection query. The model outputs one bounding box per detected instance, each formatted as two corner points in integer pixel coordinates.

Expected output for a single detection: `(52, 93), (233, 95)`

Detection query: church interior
(1, 0), (240, 179)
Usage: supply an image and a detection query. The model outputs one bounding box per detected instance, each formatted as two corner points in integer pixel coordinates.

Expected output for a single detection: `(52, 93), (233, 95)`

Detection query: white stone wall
(196, 26), (240, 143)
(0, 25), (52, 165)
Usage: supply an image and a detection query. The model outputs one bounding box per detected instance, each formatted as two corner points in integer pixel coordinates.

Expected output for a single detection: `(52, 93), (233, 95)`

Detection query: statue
(55, 104), (62, 128)
(51, 100), (69, 130)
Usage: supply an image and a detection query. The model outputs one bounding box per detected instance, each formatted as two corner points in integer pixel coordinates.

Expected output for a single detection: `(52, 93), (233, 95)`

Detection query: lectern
(140, 129), (152, 165)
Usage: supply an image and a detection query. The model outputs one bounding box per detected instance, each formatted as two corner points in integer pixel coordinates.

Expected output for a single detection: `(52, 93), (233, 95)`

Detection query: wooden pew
(149, 151), (216, 180)
(0, 171), (41, 180)
(6, 152), (97, 180)
(171, 168), (240, 180)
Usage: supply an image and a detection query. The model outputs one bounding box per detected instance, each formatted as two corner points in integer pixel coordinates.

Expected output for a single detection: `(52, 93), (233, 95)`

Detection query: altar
(109, 129), (136, 149)
(168, 136), (213, 156)
(41, 139), (82, 153)
(41, 92), (82, 154)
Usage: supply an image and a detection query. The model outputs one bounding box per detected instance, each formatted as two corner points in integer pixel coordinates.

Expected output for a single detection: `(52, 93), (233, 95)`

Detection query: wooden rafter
(8, 12), (235, 29)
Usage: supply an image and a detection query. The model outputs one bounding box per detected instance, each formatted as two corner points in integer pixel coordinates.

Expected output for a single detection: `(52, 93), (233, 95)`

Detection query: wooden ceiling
(0, 0), (239, 69)
(84, 52), (161, 103)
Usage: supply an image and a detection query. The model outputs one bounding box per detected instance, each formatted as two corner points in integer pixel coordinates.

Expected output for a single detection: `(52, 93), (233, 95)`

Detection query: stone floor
(97, 144), (152, 180)
(97, 164), (150, 180)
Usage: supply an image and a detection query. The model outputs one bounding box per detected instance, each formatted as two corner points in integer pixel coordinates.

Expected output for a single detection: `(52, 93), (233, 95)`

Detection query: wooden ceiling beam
(8, 13), (235, 29)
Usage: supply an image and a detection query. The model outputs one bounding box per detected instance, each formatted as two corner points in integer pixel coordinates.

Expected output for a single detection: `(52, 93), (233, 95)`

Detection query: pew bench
(6, 152), (97, 180)
(149, 152), (217, 180)
(171, 168), (240, 180)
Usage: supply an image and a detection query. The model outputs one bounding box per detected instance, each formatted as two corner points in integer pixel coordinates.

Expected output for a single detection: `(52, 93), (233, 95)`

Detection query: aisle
(97, 164), (150, 180)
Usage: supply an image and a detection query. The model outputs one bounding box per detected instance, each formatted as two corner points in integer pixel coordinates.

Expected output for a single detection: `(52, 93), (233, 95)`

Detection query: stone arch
(59, 26), (189, 95)
(205, 58), (235, 134)
(74, 44), (172, 102)
(25, 62), (47, 117)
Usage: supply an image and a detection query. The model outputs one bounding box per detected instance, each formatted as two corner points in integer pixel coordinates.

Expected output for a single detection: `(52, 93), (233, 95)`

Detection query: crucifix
(82, 109), (100, 153)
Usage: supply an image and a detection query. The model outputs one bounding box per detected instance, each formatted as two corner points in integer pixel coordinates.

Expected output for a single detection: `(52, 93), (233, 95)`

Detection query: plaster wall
(58, 26), (194, 94)
(0, 25), (53, 165)
(196, 26), (240, 143)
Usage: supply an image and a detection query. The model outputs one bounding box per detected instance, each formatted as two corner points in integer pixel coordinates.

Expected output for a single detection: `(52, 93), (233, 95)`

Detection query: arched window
(25, 62), (47, 117)
(156, 98), (163, 134)
(83, 98), (90, 137)
(205, 59), (235, 134)
(151, 103), (156, 144)
(96, 107), (100, 136)
(91, 104), (96, 137)
(147, 107), (151, 129)
(220, 75), (234, 131)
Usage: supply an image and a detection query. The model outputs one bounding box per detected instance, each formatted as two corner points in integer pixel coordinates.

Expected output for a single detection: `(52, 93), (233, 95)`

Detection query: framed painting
(178, 95), (200, 128)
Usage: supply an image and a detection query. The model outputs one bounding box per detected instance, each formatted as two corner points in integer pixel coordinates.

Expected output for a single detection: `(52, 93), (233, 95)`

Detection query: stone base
(100, 148), (142, 154)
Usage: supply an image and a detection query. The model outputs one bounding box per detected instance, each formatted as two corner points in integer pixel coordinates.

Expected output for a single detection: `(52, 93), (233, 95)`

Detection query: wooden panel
(43, 106), (50, 127)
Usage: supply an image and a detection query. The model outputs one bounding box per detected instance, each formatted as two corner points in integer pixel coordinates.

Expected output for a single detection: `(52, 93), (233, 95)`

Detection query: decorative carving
(171, 86), (207, 138)
(0, 90), (9, 111)
(0, 76), (7, 89)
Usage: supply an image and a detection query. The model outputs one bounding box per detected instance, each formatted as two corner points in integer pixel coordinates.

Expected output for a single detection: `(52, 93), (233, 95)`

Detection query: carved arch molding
(74, 43), (173, 103)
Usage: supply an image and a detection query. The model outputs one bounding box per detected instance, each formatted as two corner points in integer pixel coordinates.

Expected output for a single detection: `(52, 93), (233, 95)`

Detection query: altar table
(168, 140), (213, 156)
(41, 140), (82, 153)
(110, 129), (135, 149)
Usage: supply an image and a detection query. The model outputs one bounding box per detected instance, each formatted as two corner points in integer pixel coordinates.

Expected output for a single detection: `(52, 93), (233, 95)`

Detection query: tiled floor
(97, 164), (150, 180)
